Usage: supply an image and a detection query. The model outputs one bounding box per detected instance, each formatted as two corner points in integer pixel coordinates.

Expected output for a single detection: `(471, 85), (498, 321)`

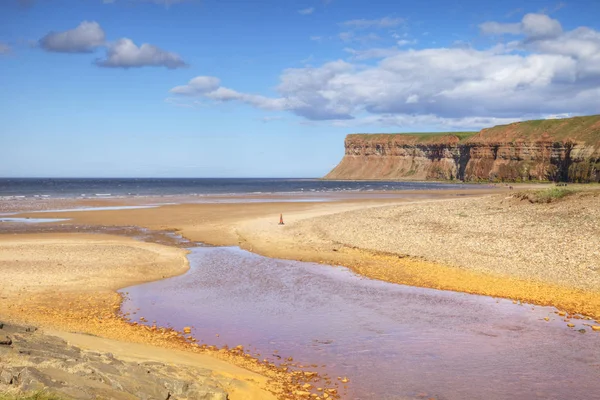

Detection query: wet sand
(0, 233), (291, 399)
(121, 246), (600, 400)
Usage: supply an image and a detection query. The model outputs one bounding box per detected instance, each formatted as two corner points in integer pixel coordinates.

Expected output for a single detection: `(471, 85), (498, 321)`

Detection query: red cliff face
(325, 135), (465, 180)
(324, 116), (600, 182)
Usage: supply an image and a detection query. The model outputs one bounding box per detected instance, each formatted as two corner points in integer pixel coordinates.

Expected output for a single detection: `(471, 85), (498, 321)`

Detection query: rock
(0, 369), (15, 385)
(0, 335), (12, 346)
(567, 323), (575, 328)
(0, 322), (233, 400)
(183, 326), (192, 334)
(592, 326), (600, 331)
(17, 367), (60, 392)
(185, 387), (228, 400)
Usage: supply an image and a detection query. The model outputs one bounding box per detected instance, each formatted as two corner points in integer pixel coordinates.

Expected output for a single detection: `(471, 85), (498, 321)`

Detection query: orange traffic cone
(279, 214), (284, 225)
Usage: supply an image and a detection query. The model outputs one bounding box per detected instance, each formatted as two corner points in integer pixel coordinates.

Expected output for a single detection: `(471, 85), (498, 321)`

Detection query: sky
(1, 0), (600, 178)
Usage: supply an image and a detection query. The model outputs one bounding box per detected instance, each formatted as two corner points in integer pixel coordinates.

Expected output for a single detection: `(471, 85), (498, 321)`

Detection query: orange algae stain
(0, 291), (336, 400)
(306, 246), (600, 321)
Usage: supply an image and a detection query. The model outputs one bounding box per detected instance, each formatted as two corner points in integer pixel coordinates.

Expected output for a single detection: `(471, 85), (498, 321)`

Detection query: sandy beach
(0, 233), (300, 399)
(2, 185), (600, 398)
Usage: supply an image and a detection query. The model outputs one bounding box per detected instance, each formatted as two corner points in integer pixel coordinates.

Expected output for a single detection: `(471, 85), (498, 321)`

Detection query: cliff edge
(324, 115), (600, 182)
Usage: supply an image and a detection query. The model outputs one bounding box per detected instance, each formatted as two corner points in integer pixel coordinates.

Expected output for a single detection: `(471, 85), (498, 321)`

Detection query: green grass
(515, 187), (578, 203)
(347, 114), (600, 146)
(0, 392), (66, 400)
(471, 114), (600, 144)
(347, 131), (478, 143)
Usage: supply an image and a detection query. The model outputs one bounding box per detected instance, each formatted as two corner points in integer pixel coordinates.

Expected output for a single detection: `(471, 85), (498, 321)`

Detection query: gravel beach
(293, 191), (600, 291)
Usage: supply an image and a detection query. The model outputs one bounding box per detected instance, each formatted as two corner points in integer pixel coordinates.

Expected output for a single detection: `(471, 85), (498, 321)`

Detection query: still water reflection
(121, 246), (600, 400)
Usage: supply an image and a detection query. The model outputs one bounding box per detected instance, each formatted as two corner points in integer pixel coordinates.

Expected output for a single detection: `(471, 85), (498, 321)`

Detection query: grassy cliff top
(467, 114), (600, 144)
(347, 131), (477, 144)
(347, 115), (600, 145)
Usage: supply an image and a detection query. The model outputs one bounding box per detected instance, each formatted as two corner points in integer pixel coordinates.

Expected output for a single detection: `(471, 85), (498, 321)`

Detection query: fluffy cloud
(171, 76), (221, 94)
(170, 76), (288, 110)
(37, 21), (187, 69)
(298, 7), (314, 15)
(480, 13), (562, 39)
(170, 13), (600, 128)
(96, 38), (187, 69)
(0, 42), (11, 55)
(39, 21), (105, 53)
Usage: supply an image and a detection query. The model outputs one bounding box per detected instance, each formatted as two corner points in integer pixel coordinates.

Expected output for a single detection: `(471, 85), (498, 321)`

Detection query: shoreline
(0, 233), (325, 399)
(2, 186), (599, 397)
(4, 186), (599, 316)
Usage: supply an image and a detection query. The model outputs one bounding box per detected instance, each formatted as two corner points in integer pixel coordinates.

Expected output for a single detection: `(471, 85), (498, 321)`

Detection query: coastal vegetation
(515, 187), (578, 203)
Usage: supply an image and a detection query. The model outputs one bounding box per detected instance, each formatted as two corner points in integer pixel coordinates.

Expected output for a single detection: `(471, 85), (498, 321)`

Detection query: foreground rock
(0, 322), (228, 399)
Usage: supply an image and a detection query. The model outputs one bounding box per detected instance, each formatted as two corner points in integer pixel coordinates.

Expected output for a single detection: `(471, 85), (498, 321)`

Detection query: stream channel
(120, 246), (600, 400)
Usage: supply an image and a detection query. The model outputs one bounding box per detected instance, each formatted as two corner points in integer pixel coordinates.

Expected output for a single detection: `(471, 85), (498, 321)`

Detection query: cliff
(324, 115), (600, 182)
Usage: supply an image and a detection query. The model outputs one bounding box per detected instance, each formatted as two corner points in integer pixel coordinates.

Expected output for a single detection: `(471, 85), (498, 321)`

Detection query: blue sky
(1, 0), (599, 178)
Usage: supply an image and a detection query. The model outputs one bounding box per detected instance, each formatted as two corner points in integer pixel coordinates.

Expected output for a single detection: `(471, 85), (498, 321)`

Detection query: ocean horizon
(0, 177), (474, 198)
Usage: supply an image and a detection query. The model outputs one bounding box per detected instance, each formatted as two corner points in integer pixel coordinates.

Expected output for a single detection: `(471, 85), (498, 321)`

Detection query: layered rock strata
(325, 116), (600, 182)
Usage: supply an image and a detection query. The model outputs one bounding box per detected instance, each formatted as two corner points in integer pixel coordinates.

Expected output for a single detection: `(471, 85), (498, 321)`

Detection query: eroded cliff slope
(325, 115), (600, 182)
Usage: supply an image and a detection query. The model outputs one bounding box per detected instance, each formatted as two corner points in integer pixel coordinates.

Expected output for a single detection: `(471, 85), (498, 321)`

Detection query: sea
(0, 178), (475, 199)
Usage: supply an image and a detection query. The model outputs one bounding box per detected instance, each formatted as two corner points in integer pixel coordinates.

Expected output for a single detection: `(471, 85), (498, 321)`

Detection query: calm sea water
(0, 178), (474, 198)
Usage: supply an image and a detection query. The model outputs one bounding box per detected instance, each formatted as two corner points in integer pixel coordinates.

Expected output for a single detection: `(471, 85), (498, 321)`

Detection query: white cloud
(405, 94), (419, 104)
(39, 21), (105, 53)
(96, 38), (187, 69)
(331, 114), (525, 130)
(397, 39), (416, 47)
(38, 21), (186, 69)
(545, 113), (572, 119)
(341, 17), (404, 29)
(171, 76), (221, 95)
(521, 13), (563, 39)
(479, 21), (522, 36)
(344, 46), (400, 60)
(480, 13), (562, 39)
(170, 76), (289, 110)
(298, 7), (314, 15)
(0, 42), (11, 55)
(339, 31), (379, 43)
(169, 13), (600, 128)
(310, 36), (323, 42)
